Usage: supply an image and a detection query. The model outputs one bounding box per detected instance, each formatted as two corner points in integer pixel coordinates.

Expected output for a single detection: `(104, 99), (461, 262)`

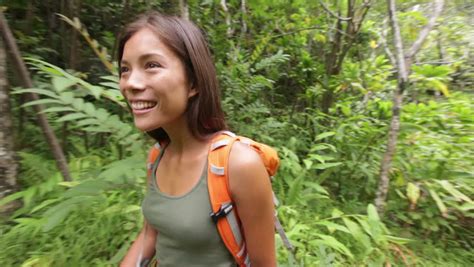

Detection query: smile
(130, 101), (157, 114)
(131, 101), (157, 110)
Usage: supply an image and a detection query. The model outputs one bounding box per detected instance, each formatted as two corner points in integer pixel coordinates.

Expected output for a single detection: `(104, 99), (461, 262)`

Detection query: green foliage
(1, 0), (473, 266)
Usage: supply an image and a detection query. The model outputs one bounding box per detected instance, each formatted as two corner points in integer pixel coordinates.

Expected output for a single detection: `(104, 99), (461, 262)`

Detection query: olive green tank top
(142, 148), (236, 266)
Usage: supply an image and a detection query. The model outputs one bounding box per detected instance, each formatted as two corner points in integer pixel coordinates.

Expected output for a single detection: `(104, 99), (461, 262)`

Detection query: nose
(121, 70), (146, 92)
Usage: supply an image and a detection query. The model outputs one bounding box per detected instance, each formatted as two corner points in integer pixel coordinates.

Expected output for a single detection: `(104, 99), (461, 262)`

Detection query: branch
(57, 14), (114, 73)
(379, 18), (396, 66)
(388, 0), (408, 82)
(405, 0), (444, 60)
(319, 0), (352, 21)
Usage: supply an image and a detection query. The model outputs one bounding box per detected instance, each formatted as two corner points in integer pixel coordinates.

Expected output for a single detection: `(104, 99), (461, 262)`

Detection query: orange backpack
(146, 131), (293, 266)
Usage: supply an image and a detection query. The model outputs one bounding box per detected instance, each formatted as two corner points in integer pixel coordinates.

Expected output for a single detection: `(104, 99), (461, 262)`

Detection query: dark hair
(118, 12), (227, 142)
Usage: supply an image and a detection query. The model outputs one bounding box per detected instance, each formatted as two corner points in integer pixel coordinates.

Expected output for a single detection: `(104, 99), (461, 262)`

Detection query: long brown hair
(118, 12), (227, 142)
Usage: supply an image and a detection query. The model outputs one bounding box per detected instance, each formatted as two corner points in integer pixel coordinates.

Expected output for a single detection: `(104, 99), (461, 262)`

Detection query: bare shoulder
(228, 141), (271, 199)
(228, 141), (265, 170)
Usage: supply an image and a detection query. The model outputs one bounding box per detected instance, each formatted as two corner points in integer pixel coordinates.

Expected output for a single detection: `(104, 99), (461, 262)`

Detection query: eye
(120, 66), (129, 74)
(146, 62), (161, 69)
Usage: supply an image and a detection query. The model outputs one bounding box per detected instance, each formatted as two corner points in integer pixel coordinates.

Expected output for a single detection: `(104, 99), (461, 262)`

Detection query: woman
(118, 12), (276, 266)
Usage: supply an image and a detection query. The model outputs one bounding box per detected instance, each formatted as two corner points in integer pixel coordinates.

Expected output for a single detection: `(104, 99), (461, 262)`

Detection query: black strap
(210, 203), (233, 223)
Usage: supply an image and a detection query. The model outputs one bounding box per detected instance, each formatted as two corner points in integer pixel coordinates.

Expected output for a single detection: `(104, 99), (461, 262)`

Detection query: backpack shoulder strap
(208, 131), (249, 266)
(146, 142), (162, 179)
(207, 131), (282, 266)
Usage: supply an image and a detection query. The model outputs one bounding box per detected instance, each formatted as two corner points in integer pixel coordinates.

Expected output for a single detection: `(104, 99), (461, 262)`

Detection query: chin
(134, 120), (159, 132)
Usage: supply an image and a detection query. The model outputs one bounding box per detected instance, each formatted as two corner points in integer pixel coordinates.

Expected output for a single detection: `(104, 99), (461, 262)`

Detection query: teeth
(131, 101), (157, 110)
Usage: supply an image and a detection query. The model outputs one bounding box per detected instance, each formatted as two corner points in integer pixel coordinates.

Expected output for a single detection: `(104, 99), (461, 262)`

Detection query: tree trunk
(0, 29), (18, 192)
(69, 0), (81, 70)
(179, 0), (189, 20)
(0, 10), (72, 182)
(240, 0), (247, 36)
(220, 0), (233, 38)
(320, 0), (372, 114)
(375, 0), (444, 215)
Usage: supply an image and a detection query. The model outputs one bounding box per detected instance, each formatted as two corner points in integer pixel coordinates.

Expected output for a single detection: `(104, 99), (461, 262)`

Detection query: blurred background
(0, 0), (472, 266)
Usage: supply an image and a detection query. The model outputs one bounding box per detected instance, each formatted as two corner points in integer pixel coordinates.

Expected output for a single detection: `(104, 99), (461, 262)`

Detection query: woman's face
(119, 27), (196, 132)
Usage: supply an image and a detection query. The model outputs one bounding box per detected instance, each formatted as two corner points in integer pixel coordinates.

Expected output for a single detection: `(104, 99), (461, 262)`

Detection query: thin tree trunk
(375, 0), (444, 215)
(320, 1), (372, 114)
(179, 0), (189, 20)
(240, 0), (247, 35)
(220, 0), (233, 38)
(0, 30), (18, 190)
(69, 0), (81, 70)
(19, 0), (36, 134)
(0, 10), (72, 182)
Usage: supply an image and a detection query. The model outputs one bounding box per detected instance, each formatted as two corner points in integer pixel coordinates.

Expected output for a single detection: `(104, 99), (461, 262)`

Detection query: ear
(188, 87), (198, 98)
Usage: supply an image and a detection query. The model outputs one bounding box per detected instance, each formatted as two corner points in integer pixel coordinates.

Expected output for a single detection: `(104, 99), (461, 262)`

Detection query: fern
(13, 59), (144, 152)
(25, 57), (125, 107)
(253, 50), (290, 72)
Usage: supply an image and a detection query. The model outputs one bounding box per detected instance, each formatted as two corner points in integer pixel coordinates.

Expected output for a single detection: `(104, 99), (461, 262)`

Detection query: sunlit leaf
(429, 189), (448, 217)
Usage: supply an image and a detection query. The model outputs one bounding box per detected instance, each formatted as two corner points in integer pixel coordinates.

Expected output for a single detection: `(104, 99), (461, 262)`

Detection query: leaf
(458, 202), (474, 212)
(72, 98), (85, 110)
(367, 204), (380, 222)
(311, 234), (354, 258)
(96, 108), (110, 121)
(429, 189), (448, 217)
(56, 113), (88, 122)
(303, 159), (312, 170)
(313, 162), (342, 170)
(315, 221), (350, 234)
(429, 79), (450, 97)
(310, 144), (336, 152)
(86, 85), (104, 99)
(31, 198), (61, 213)
(59, 92), (75, 104)
(100, 82), (120, 90)
(83, 102), (96, 116)
(308, 154), (324, 163)
(343, 217), (371, 250)
(370, 40), (377, 49)
(314, 34), (326, 43)
(52, 76), (77, 92)
(75, 118), (100, 127)
(0, 190), (25, 206)
(13, 88), (59, 99)
(42, 204), (74, 232)
(315, 131), (335, 141)
(21, 99), (62, 107)
(406, 182), (421, 205)
(437, 180), (471, 202)
(40, 106), (76, 113)
(63, 180), (109, 198)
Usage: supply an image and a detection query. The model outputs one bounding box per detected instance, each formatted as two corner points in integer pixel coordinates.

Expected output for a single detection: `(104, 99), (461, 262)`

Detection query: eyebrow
(121, 53), (166, 65)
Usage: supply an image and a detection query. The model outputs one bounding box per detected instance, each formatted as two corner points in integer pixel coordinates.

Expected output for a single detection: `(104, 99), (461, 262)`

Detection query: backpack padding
(208, 135), (249, 266)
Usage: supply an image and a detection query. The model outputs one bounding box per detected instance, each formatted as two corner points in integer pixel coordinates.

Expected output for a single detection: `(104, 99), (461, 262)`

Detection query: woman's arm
(229, 142), (277, 267)
(120, 221), (157, 267)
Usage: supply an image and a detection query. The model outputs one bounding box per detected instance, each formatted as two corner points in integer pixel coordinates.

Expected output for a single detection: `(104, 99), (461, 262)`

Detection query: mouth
(129, 100), (158, 115)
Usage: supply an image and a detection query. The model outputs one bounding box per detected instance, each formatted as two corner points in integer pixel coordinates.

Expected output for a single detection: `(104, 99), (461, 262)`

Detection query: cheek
(118, 82), (127, 96)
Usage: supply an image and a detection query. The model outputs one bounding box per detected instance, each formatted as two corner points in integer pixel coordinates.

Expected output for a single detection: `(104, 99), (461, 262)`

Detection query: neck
(162, 117), (210, 156)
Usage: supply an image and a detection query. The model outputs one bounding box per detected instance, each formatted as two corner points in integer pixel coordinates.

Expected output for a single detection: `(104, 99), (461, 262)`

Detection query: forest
(0, 0), (472, 266)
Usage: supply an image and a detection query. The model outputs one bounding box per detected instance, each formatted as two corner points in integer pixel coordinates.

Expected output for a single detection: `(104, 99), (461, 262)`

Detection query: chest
(155, 154), (207, 196)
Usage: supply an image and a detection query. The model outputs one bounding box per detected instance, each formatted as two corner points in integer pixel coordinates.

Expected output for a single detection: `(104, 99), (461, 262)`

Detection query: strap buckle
(210, 203), (233, 223)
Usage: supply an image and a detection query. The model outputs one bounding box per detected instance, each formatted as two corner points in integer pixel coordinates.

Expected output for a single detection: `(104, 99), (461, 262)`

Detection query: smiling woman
(119, 27), (196, 132)
(117, 12), (277, 267)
